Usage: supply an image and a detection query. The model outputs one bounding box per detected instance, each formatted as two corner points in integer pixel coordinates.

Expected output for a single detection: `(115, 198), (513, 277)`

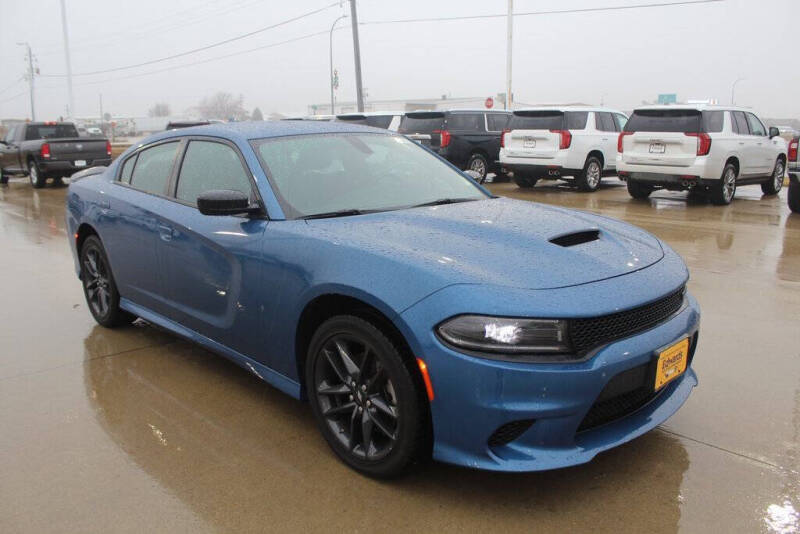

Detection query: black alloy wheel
(80, 235), (135, 327)
(306, 316), (426, 478)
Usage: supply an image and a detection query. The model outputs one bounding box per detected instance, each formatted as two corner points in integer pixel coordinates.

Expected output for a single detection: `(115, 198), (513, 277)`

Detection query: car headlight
(436, 315), (570, 355)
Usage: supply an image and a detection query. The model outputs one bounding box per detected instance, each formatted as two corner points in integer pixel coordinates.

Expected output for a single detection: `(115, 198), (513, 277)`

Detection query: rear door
(505, 111), (565, 159)
(0, 126), (21, 172)
(621, 109), (702, 167)
(104, 140), (181, 316)
(157, 138), (268, 355)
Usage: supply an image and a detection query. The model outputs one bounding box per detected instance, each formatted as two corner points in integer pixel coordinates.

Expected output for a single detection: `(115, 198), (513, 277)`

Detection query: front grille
(570, 287), (685, 354)
(488, 419), (536, 448)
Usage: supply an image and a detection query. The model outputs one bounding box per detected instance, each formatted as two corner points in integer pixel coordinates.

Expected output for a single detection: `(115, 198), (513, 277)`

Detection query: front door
(156, 138), (268, 357)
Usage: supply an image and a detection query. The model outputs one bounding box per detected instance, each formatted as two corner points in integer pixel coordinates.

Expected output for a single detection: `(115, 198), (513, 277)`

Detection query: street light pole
(17, 42), (35, 121)
(330, 14), (347, 115)
(505, 0), (513, 110)
(731, 77), (745, 106)
(348, 0), (365, 112)
(59, 0), (75, 118)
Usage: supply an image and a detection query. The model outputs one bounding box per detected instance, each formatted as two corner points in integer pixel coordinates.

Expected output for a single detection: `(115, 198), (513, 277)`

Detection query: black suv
(398, 110), (511, 181)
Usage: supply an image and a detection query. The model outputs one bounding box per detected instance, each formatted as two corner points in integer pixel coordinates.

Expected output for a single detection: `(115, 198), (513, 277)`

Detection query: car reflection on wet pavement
(0, 176), (798, 533)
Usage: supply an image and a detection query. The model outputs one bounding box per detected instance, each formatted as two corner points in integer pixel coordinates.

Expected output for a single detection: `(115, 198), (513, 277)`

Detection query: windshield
(252, 133), (488, 219)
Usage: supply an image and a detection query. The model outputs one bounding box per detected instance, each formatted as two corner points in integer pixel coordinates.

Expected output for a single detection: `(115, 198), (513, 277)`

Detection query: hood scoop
(549, 229), (601, 248)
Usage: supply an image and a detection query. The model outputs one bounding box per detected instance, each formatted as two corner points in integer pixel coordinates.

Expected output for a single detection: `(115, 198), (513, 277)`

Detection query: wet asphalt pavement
(0, 176), (798, 533)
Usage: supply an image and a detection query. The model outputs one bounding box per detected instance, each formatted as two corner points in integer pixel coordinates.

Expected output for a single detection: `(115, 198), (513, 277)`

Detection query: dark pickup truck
(0, 122), (112, 188)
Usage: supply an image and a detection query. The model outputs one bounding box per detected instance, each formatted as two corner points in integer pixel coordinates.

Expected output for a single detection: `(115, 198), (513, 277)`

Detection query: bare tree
(195, 92), (248, 121)
(251, 107), (264, 121)
(148, 102), (171, 117)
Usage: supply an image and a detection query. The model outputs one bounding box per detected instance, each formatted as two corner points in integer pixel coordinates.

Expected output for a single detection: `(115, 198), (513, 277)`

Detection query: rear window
(338, 115), (394, 129)
(25, 123), (79, 140)
(509, 111), (564, 130)
(129, 142), (179, 196)
(624, 110), (702, 133)
(595, 112), (616, 132)
(398, 113), (445, 133)
(446, 113), (484, 131)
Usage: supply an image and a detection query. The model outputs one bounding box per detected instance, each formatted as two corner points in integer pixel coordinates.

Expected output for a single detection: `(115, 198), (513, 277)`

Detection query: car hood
(305, 197), (664, 290)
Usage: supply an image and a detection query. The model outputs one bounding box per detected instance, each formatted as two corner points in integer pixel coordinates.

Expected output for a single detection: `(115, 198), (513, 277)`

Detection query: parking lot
(0, 176), (797, 533)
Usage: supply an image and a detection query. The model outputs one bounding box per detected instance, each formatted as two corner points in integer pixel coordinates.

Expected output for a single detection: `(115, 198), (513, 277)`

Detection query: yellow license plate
(655, 338), (689, 390)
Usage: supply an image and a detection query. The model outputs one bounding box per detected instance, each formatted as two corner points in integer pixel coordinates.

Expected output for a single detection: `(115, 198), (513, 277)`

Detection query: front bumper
(399, 264), (699, 471)
(40, 158), (112, 177)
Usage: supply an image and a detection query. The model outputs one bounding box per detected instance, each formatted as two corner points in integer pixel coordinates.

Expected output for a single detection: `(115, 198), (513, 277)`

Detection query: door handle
(157, 223), (174, 241)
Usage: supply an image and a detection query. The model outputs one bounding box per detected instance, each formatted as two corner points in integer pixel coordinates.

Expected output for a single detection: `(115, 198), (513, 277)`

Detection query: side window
(732, 112), (750, 136)
(566, 112), (589, 130)
(4, 126), (16, 144)
(613, 114), (628, 132)
(487, 113), (510, 132)
(745, 113), (766, 136)
(129, 142), (179, 196)
(446, 113), (484, 131)
(702, 111), (724, 133)
(119, 154), (137, 184)
(596, 112), (616, 132)
(176, 140), (253, 206)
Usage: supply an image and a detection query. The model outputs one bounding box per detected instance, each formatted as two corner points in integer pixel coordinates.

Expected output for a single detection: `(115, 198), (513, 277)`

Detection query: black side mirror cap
(769, 127), (780, 139)
(197, 189), (262, 216)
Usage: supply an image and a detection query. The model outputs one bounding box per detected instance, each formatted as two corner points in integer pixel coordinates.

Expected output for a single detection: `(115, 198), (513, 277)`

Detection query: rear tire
(466, 153), (489, 182)
(577, 156), (602, 192)
(789, 179), (800, 213)
(711, 164), (737, 205)
(80, 235), (136, 328)
(28, 160), (46, 188)
(627, 179), (653, 200)
(306, 315), (427, 478)
(761, 158), (785, 195)
(513, 172), (539, 189)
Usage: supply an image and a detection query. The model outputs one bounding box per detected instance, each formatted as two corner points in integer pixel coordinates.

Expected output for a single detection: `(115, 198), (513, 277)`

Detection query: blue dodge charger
(66, 121), (699, 477)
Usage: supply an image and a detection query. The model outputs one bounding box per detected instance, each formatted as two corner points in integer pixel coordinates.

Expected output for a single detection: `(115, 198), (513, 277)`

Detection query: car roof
(135, 120), (387, 146)
(633, 104), (753, 112)
(513, 106), (624, 114)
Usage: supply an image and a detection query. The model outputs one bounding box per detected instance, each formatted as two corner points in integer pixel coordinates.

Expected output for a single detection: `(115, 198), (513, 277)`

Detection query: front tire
(627, 179), (653, 200)
(789, 179), (800, 213)
(711, 164), (737, 205)
(466, 153), (489, 182)
(80, 235), (136, 327)
(28, 160), (46, 188)
(577, 156), (602, 192)
(761, 158), (785, 195)
(306, 315), (427, 478)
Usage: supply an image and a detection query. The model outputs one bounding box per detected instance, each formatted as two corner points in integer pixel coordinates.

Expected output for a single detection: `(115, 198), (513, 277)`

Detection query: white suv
(616, 105), (787, 205)
(499, 106), (628, 192)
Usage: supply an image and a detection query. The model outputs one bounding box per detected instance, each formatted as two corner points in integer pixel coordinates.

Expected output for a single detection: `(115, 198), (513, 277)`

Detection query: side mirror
(769, 126), (780, 139)
(197, 189), (261, 216)
(464, 169), (482, 182)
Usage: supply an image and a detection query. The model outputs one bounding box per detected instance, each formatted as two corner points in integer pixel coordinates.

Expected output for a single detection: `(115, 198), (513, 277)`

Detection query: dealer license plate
(649, 143), (665, 154)
(523, 137), (536, 148)
(74, 160), (87, 167)
(655, 338), (689, 390)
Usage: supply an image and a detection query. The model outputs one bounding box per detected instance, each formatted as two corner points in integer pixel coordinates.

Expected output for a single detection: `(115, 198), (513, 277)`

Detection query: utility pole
(505, 0), (513, 110)
(731, 77), (745, 106)
(348, 0), (364, 112)
(17, 42), (36, 120)
(59, 0), (75, 118)
(330, 14), (347, 114)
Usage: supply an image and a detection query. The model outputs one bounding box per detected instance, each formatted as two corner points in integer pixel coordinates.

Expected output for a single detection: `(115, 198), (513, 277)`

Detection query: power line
(0, 78), (24, 96)
(40, 2), (340, 78)
(360, 0), (724, 25)
(0, 91), (27, 105)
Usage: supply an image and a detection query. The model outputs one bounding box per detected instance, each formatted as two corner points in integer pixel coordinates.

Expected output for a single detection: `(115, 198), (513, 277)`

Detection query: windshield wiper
(410, 197), (478, 208)
(301, 209), (366, 220)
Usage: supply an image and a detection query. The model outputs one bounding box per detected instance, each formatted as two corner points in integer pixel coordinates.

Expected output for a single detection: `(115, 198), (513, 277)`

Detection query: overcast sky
(0, 0), (797, 120)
